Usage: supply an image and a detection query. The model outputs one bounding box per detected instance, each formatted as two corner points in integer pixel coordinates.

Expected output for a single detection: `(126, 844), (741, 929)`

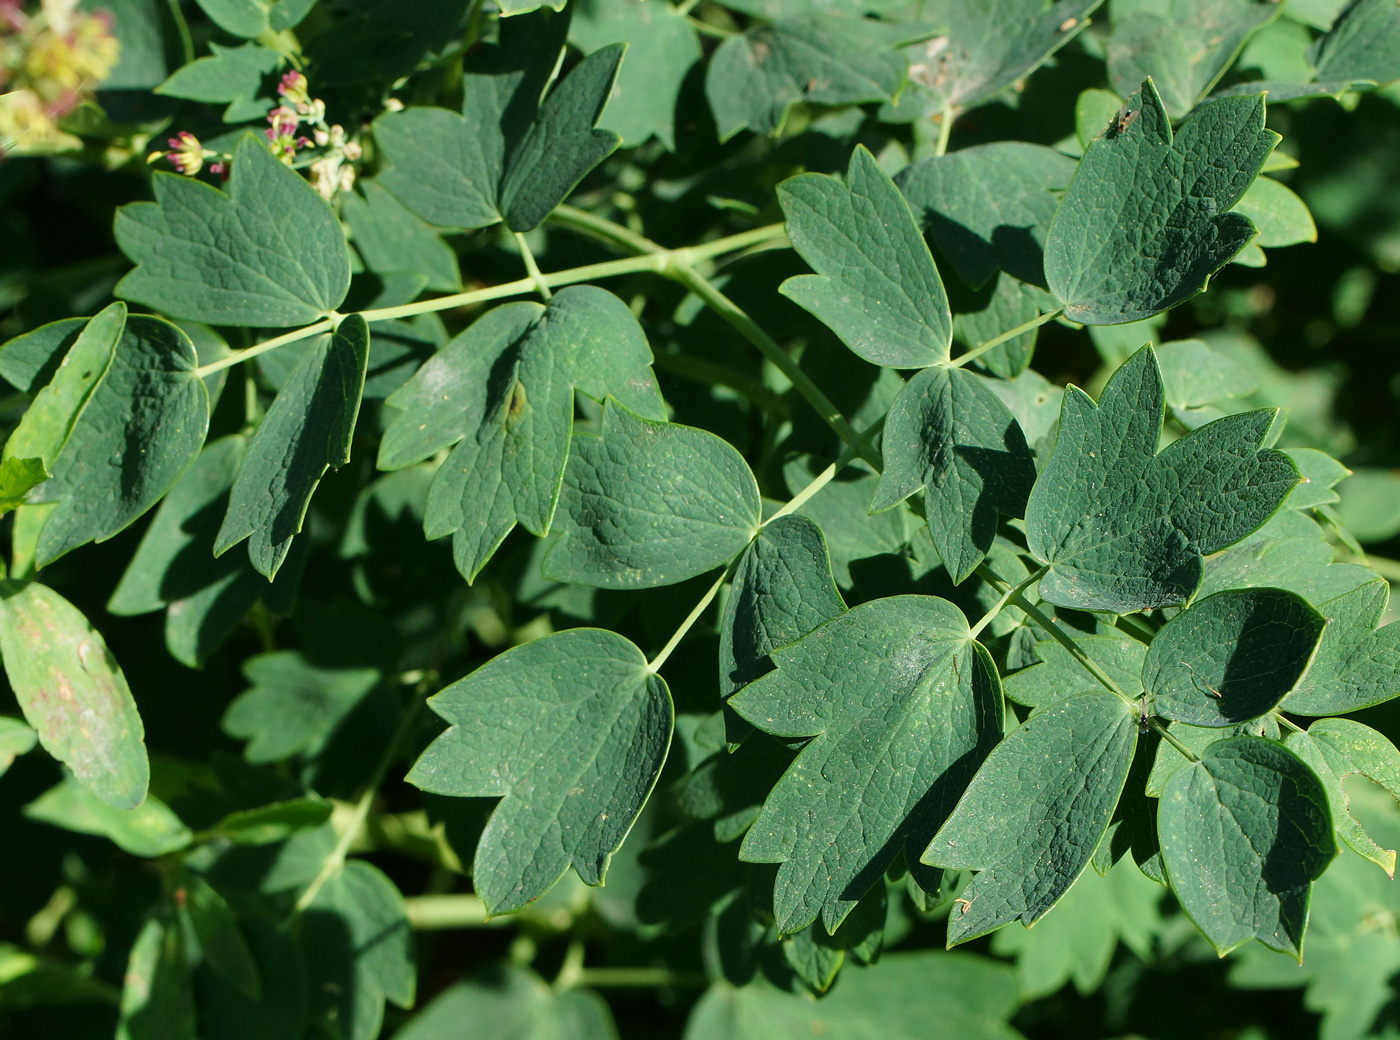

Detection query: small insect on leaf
(1108, 102), (1139, 137)
(1059, 17), (1078, 31)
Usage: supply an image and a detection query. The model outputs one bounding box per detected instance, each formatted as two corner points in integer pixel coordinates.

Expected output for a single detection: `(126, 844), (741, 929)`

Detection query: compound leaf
(1284, 580), (1400, 716)
(731, 595), (1003, 934)
(1158, 735), (1335, 958)
(872, 367), (1038, 583)
(779, 146), (952, 368)
(115, 135), (351, 327)
(33, 314), (209, 567)
(1044, 79), (1278, 325)
(1287, 719), (1400, 876)
(407, 629), (672, 915)
(1144, 588), (1325, 727)
(217, 315), (369, 578)
(1025, 346), (1298, 613)
(925, 689), (1139, 946)
(545, 403), (761, 590)
(719, 513), (846, 698)
(0, 581), (147, 809)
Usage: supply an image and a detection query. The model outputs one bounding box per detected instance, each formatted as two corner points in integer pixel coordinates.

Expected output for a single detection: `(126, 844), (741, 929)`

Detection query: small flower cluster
(153, 70), (363, 200)
(0, 0), (120, 156)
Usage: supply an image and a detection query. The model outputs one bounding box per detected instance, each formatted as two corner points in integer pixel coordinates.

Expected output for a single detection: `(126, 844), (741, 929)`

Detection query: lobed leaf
(1287, 719), (1400, 876)
(1284, 580), (1400, 716)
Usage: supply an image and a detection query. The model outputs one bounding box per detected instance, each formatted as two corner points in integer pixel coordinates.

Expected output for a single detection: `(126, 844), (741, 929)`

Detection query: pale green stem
(968, 566), (1046, 641)
(575, 967), (708, 989)
(1114, 613), (1157, 643)
(688, 16), (734, 37)
(675, 0), (703, 14)
(1273, 712), (1307, 735)
(1359, 553), (1400, 583)
(1151, 719), (1200, 762)
(647, 563), (735, 674)
(652, 351), (788, 414)
(934, 103), (955, 158)
(945, 308), (1065, 370)
(514, 231), (552, 300)
(195, 319), (334, 378)
(553, 939), (587, 991)
(402, 894), (500, 930)
(552, 203), (663, 254)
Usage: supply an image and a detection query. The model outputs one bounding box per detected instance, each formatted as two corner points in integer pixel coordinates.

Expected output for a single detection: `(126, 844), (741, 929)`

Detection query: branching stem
(969, 566), (1046, 641)
(934, 103), (956, 158)
(515, 231), (552, 300)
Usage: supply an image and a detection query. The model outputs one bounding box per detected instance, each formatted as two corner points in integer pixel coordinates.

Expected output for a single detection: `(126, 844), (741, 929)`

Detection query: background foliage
(2, 0), (1400, 1038)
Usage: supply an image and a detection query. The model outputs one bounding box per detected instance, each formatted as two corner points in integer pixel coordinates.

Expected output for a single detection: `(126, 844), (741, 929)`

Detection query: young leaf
(223, 652), (382, 763)
(33, 314), (209, 567)
(1025, 346), (1298, 613)
(730, 596), (1003, 934)
(342, 181), (460, 292)
(205, 798), (334, 845)
(895, 142), (1077, 290)
(1004, 634), (1146, 709)
(1044, 79), (1278, 325)
(1158, 735), (1335, 959)
(545, 403), (762, 590)
(925, 689), (1139, 946)
(1309, 0), (1400, 86)
(0, 582), (148, 809)
(1233, 176), (1317, 251)
(25, 776), (190, 857)
(570, 0), (701, 150)
(884, 0), (1100, 118)
(1156, 338), (1259, 411)
(872, 367), (1038, 583)
(706, 18), (905, 140)
(406, 629), (672, 915)
(217, 315), (369, 578)
(1196, 509), (1377, 605)
(719, 513), (846, 698)
(779, 146), (952, 368)
(1143, 588), (1325, 727)
(382, 287), (663, 582)
(1287, 719), (1400, 876)
(1284, 580), (1400, 716)
(1105, 0), (1279, 118)
(115, 135), (351, 327)
(302, 861), (415, 1040)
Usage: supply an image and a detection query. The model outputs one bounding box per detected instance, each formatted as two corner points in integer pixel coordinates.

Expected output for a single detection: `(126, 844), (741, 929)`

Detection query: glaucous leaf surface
(1284, 580), (1400, 715)
(1145, 716), (1281, 798)
(407, 628), (672, 915)
(872, 366), (1038, 582)
(545, 403), (761, 590)
(1143, 588), (1325, 726)
(0, 315), (85, 392)
(216, 315), (369, 578)
(779, 146), (952, 368)
(1044, 79), (1278, 325)
(1158, 735), (1335, 958)
(115, 136), (351, 327)
(731, 595), (1003, 934)
(0, 581), (147, 809)
(1025, 346), (1298, 613)
(926, 689), (1139, 946)
(1287, 718), (1400, 876)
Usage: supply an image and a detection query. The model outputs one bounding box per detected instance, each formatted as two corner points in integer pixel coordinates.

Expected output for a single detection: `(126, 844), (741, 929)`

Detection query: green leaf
(115, 135), (352, 327)
(783, 459), (911, 589)
(950, 274), (1055, 379)
(1004, 633), (1146, 708)
(1195, 509), (1378, 605)
(0, 717), (37, 776)
(545, 403), (761, 590)
(396, 964), (617, 1040)
(32, 314), (209, 567)
(407, 629), (672, 915)
(730, 595), (1003, 934)
(719, 514), (846, 699)
(705, 18), (905, 140)
(375, 15), (622, 232)
(883, 0), (1101, 118)
(1145, 716), (1280, 797)
(0, 456), (48, 517)
(302, 861), (415, 1040)
(302, 0), (471, 88)
(0, 316), (85, 392)
(1287, 719), (1400, 876)
(217, 315), (369, 578)
(872, 367), (1038, 583)
(205, 798), (334, 845)
(1281, 447), (1350, 510)
(1025, 346), (1298, 613)
(342, 182), (460, 293)
(192, 0), (312, 37)
(1043, 80), (1278, 325)
(0, 582), (147, 809)
(198, 918), (306, 1040)
(1105, 0), (1279, 118)
(1233, 176), (1317, 250)
(925, 689), (1139, 946)
(1309, 0), (1400, 85)
(1335, 467), (1400, 542)
(1284, 580), (1400, 716)
(1143, 588), (1325, 727)
(685, 951), (1022, 1040)
(895, 142), (1076, 290)
(383, 287), (662, 582)
(181, 875), (259, 1000)
(1155, 338), (1258, 410)
(25, 776), (190, 857)
(570, 0), (701, 150)
(117, 914), (195, 1040)
(154, 42), (278, 122)
(1157, 735), (1335, 958)
(223, 651), (382, 763)
(779, 146), (952, 368)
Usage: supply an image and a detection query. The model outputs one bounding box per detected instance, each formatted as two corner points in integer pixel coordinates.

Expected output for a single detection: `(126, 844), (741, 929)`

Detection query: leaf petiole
(1150, 718), (1200, 762)
(514, 231), (552, 300)
(945, 307), (1065, 371)
(646, 562), (736, 674)
(969, 565), (1047, 641)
